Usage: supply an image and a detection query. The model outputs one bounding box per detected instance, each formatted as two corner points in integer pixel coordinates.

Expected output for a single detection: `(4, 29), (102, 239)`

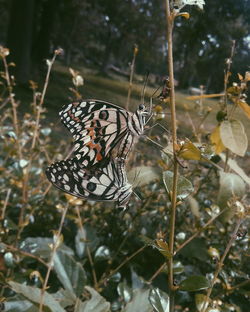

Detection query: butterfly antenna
(141, 71), (149, 104)
(151, 84), (162, 99)
(131, 168), (143, 201)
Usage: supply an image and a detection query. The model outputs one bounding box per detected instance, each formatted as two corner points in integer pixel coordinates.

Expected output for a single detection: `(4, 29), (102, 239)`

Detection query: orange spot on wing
(96, 153), (102, 161)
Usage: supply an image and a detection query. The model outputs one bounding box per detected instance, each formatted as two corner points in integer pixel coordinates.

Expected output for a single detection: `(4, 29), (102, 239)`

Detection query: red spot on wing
(86, 140), (103, 161)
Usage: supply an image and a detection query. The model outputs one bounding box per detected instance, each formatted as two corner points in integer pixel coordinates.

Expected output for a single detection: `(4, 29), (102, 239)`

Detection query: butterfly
(59, 99), (150, 167)
(45, 157), (132, 210)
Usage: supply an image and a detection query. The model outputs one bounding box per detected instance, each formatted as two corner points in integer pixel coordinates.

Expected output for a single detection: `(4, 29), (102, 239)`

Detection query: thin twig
(223, 40), (236, 114)
(201, 217), (243, 312)
(1, 188), (11, 220)
(39, 204), (69, 312)
(32, 52), (58, 149)
(147, 262), (167, 284)
(2, 54), (22, 159)
(17, 51), (59, 242)
(86, 246), (98, 289)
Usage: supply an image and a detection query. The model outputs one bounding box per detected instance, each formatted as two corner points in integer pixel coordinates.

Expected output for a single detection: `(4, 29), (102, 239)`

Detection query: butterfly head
(138, 103), (149, 116)
(130, 104), (149, 135)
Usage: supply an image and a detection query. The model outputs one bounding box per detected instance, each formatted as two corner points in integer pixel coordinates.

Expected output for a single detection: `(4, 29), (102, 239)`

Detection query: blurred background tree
(0, 0), (249, 91)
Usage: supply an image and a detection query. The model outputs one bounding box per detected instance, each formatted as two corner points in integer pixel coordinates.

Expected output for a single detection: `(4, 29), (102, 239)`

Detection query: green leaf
(53, 250), (87, 297)
(220, 119), (248, 156)
(148, 288), (169, 312)
(127, 166), (161, 187)
(163, 171), (194, 200)
(3, 299), (36, 312)
(19, 237), (74, 259)
(155, 240), (171, 259)
(217, 172), (246, 222)
(179, 238), (207, 261)
(79, 286), (110, 312)
(8, 281), (66, 312)
(123, 289), (153, 312)
(53, 289), (76, 308)
(94, 245), (111, 261)
(179, 275), (210, 291)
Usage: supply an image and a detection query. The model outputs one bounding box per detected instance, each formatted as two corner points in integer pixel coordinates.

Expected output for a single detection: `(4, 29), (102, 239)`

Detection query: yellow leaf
(178, 12), (190, 19)
(237, 100), (250, 119)
(155, 239), (171, 259)
(178, 140), (202, 160)
(210, 126), (226, 154)
(238, 73), (243, 81)
(245, 71), (250, 81)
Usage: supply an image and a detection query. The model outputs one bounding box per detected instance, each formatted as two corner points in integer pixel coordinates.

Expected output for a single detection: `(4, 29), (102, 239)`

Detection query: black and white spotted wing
(45, 157), (132, 209)
(59, 99), (149, 167)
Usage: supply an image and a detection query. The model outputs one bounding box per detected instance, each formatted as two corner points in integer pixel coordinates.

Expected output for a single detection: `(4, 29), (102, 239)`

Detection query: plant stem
(201, 217), (242, 312)
(32, 52), (57, 149)
(1, 188), (11, 220)
(39, 204), (69, 312)
(165, 1), (178, 310)
(223, 40), (235, 115)
(2, 54), (22, 159)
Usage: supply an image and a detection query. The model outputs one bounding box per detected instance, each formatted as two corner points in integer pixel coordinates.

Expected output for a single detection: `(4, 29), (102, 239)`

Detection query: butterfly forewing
(59, 99), (149, 166)
(60, 100), (132, 166)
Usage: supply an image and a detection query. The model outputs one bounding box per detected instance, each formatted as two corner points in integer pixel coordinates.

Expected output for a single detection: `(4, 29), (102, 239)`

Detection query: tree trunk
(7, 0), (34, 83)
(33, 0), (58, 67)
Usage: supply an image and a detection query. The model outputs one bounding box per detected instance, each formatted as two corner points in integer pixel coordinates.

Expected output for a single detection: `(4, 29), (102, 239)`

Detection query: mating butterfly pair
(46, 99), (150, 209)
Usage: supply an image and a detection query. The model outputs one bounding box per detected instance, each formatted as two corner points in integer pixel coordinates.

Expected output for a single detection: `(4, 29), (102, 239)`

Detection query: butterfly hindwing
(45, 157), (132, 206)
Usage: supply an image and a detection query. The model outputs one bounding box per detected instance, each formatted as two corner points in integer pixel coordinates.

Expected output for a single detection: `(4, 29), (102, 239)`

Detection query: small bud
(0, 46), (10, 57)
(55, 48), (64, 55)
(134, 44), (139, 55)
(73, 75), (84, 87)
